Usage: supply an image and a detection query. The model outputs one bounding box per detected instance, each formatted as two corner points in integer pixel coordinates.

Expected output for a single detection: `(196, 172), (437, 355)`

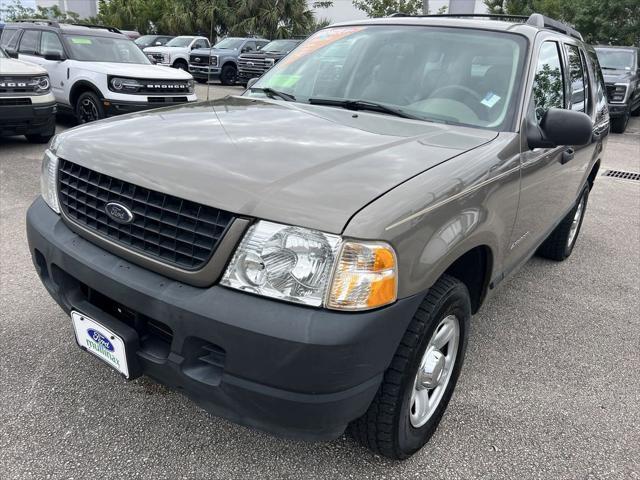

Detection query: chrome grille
(57, 159), (235, 270)
(189, 54), (214, 66)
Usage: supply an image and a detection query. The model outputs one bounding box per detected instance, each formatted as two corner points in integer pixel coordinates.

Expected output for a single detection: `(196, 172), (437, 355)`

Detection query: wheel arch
(69, 80), (103, 109)
(221, 59), (237, 70)
(440, 245), (493, 314)
(172, 57), (188, 68)
(587, 159), (601, 190)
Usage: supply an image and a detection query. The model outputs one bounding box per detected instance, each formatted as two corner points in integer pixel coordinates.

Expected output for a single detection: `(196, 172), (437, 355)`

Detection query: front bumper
(0, 100), (56, 136)
(26, 198), (422, 440)
(607, 102), (628, 118)
(189, 65), (221, 80)
(103, 97), (196, 117)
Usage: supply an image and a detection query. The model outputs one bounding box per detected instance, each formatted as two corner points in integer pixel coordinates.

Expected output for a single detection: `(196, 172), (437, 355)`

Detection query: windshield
(165, 37), (193, 48)
(262, 40), (300, 53)
(0, 48), (6, 59)
(595, 48), (636, 70)
(64, 34), (150, 63)
(135, 35), (156, 47)
(214, 38), (244, 50)
(249, 26), (527, 130)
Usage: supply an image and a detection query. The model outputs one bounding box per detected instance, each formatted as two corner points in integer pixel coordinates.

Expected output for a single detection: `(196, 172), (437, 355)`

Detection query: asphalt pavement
(1, 93), (638, 479)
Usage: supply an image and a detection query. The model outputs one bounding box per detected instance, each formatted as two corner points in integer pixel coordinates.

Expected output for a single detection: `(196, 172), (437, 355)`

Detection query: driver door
(39, 31), (68, 103)
(508, 40), (574, 260)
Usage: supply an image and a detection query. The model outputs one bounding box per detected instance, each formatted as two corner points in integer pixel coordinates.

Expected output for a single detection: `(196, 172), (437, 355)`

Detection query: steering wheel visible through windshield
(64, 34), (151, 63)
(247, 25), (527, 130)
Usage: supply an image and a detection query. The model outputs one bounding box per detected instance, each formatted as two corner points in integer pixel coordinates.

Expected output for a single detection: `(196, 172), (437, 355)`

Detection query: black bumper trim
(103, 98), (195, 116)
(26, 198), (423, 440)
(0, 101), (56, 136)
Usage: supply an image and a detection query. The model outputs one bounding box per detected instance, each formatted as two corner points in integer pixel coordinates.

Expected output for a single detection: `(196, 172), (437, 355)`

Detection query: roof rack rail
(68, 23), (122, 34)
(389, 12), (529, 22)
(13, 18), (60, 28)
(387, 12), (583, 41)
(525, 13), (582, 41)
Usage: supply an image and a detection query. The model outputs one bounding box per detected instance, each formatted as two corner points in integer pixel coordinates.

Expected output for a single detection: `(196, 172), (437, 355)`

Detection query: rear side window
(565, 44), (586, 112)
(18, 29), (39, 55)
(41, 31), (64, 56)
(0, 28), (20, 49)
(532, 41), (565, 121)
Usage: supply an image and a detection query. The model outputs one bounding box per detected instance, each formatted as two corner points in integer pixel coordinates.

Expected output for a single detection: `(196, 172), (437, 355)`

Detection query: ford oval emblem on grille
(105, 202), (134, 224)
(195, 57), (201, 62)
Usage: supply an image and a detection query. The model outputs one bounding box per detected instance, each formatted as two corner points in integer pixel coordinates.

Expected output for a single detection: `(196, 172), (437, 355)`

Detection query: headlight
(40, 149), (60, 214)
(187, 79), (195, 93)
(210, 55), (218, 66)
(163, 54), (171, 64)
(33, 75), (50, 93)
(221, 221), (398, 310)
(109, 76), (143, 93)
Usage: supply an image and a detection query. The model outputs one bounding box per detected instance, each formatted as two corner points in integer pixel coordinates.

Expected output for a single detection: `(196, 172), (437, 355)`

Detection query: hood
(0, 57), (47, 75)
(603, 70), (634, 83)
(54, 97), (497, 234)
(190, 47), (229, 56)
(144, 46), (187, 54)
(77, 62), (192, 80)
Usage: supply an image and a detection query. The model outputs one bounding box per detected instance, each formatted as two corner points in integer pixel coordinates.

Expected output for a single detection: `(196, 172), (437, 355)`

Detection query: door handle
(561, 147), (575, 164)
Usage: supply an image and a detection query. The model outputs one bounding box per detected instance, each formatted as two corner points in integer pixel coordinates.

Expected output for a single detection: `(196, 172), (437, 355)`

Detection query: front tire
(195, 78), (208, 84)
(537, 185), (589, 261)
(173, 60), (188, 71)
(25, 132), (54, 144)
(220, 64), (237, 86)
(75, 91), (105, 124)
(610, 107), (630, 133)
(350, 275), (470, 459)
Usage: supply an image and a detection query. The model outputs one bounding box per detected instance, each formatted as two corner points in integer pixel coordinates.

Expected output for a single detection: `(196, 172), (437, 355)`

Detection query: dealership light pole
(423, 0), (429, 14)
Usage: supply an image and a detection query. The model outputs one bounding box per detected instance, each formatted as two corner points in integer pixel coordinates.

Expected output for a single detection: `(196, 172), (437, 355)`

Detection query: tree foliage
(351, 0), (422, 18)
(0, 0), (80, 22)
(95, 0), (322, 39)
(484, 0), (640, 45)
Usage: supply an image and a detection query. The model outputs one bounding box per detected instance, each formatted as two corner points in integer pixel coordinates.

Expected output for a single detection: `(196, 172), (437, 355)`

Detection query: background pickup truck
(237, 39), (302, 86)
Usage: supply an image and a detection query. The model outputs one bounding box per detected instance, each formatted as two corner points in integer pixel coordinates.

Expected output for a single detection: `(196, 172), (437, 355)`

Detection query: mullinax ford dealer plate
(71, 311), (130, 378)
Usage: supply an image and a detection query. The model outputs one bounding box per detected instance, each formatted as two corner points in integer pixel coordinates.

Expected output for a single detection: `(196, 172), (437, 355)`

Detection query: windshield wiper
(308, 98), (422, 120)
(600, 66), (622, 70)
(251, 87), (296, 102)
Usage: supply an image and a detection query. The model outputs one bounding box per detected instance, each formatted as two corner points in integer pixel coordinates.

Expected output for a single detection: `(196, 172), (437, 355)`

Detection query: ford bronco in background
(594, 45), (640, 133)
(0, 21), (196, 123)
(0, 46), (56, 142)
(27, 13), (608, 459)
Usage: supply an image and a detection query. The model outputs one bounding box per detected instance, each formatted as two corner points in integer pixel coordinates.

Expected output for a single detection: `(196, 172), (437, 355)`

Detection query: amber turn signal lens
(326, 241), (398, 311)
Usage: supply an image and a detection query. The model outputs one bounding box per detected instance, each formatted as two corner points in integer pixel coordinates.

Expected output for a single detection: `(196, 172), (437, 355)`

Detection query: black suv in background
(134, 34), (174, 50)
(237, 39), (302, 85)
(594, 45), (640, 133)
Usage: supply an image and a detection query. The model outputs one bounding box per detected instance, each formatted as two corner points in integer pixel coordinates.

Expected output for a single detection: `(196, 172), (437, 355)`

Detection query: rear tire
(537, 185), (589, 261)
(75, 91), (105, 124)
(350, 274), (470, 460)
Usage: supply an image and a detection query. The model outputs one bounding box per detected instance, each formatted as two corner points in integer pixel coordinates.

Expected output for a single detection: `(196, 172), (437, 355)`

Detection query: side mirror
(246, 77), (259, 89)
(6, 48), (18, 59)
(43, 51), (64, 61)
(527, 108), (593, 149)
(155, 41), (162, 46)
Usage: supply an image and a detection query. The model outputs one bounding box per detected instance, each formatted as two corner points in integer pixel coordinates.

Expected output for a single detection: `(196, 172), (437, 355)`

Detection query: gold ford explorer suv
(26, 13), (608, 459)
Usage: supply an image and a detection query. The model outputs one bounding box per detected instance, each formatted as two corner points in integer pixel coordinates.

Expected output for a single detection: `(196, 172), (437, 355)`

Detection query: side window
(1, 28), (21, 50)
(41, 31), (64, 56)
(194, 39), (208, 49)
(565, 44), (586, 112)
(243, 41), (256, 52)
(579, 49), (592, 115)
(532, 41), (565, 121)
(258, 40), (269, 50)
(18, 29), (39, 55)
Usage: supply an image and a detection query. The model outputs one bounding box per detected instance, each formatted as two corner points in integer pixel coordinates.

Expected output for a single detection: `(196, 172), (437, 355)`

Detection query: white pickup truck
(144, 35), (210, 70)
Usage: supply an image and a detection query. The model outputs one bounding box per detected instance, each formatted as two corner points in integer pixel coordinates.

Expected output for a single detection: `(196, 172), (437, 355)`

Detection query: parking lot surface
(1, 88), (639, 478)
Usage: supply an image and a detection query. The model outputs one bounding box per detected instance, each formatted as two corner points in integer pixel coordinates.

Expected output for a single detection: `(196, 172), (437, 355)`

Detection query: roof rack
(13, 18), (60, 27)
(388, 12), (583, 41)
(525, 13), (582, 41)
(68, 23), (122, 34)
